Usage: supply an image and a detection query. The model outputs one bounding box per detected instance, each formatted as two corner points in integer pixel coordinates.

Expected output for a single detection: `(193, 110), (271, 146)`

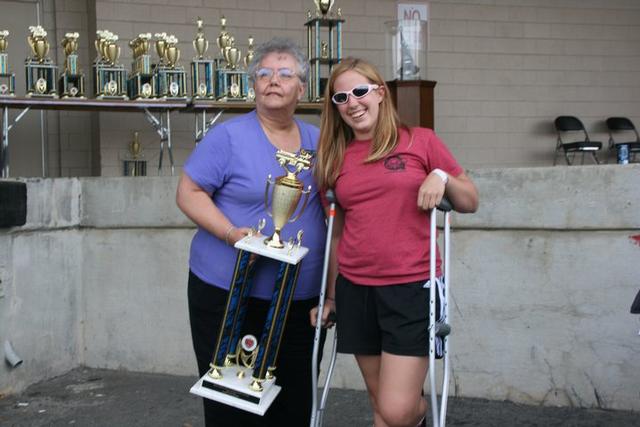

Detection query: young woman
(311, 58), (479, 427)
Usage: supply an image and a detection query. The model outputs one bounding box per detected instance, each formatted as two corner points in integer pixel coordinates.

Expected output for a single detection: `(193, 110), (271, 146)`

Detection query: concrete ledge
(80, 177), (190, 229)
(459, 164), (640, 230)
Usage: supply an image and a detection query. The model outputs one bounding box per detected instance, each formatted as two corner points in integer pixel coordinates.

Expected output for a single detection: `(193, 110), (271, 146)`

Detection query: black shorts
(335, 274), (441, 357)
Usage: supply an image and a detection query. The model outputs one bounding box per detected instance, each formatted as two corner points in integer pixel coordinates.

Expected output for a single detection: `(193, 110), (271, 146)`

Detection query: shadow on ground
(0, 368), (637, 426)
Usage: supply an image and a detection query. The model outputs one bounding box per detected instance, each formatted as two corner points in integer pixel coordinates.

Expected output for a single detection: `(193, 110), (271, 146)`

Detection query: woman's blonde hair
(315, 57), (403, 189)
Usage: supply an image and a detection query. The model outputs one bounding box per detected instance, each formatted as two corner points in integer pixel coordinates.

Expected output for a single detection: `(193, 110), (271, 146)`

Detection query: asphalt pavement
(0, 368), (638, 427)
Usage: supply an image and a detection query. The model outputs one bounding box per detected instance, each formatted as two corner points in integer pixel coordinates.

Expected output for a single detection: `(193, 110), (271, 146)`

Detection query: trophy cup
(25, 25), (58, 98)
(128, 33), (155, 100)
(123, 132), (147, 176)
(190, 149), (314, 415)
(59, 32), (85, 98)
(0, 30), (15, 97)
(93, 30), (128, 99)
(305, 1), (344, 101)
(190, 17), (215, 99)
(155, 34), (187, 99)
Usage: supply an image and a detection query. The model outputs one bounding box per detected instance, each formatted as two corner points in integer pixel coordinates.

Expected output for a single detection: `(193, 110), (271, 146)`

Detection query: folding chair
(553, 116), (602, 165)
(605, 117), (640, 163)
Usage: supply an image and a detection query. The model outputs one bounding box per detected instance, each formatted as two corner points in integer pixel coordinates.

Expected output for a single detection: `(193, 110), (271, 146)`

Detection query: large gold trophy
(25, 25), (58, 98)
(190, 149), (313, 415)
(0, 30), (15, 97)
(93, 30), (128, 99)
(59, 32), (85, 98)
(190, 17), (215, 99)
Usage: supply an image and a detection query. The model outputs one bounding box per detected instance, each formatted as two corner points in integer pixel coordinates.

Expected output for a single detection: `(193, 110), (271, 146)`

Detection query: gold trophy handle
(288, 185), (311, 223)
(264, 175), (274, 218)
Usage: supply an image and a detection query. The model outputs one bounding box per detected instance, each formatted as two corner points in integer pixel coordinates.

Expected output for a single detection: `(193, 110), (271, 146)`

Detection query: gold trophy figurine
(0, 30), (16, 96)
(25, 25), (57, 97)
(314, 0), (334, 17)
(264, 150), (313, 249)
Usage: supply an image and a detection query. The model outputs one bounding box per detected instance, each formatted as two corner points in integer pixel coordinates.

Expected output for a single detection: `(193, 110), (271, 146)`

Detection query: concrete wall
(1, 164), (639, 410)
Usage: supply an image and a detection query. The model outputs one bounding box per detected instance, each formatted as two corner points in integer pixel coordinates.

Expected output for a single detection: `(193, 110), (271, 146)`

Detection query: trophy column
(0, 31), (15, 97)
(305, 3), (344, 101)
(59, 32), (85, 98)
(128, 33), (155, 100)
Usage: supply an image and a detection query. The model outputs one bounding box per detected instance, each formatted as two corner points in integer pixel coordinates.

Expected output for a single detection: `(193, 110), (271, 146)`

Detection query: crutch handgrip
(325, 189), (336, 203)
(437, 197), (453, 212)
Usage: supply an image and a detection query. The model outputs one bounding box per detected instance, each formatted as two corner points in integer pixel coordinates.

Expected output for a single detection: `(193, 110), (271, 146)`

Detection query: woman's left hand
(417, 172), (446, 210)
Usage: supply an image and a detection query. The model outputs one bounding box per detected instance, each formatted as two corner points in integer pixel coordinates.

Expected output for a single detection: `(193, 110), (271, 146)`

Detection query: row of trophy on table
(0, 17), (257, 101)
(0, 0), (345, 102)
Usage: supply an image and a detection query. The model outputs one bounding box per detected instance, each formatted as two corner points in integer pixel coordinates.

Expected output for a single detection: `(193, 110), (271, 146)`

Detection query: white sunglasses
(331, 84), (379, 104)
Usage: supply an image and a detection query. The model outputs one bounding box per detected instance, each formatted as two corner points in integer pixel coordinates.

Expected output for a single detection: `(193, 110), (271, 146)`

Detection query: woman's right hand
(309, 298), (336, 329)
(226, 226), (253, 246)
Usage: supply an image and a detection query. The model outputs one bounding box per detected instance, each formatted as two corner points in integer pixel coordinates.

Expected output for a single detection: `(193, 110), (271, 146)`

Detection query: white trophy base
(190, 367), (281, 416)
(235, 234), (308, 264)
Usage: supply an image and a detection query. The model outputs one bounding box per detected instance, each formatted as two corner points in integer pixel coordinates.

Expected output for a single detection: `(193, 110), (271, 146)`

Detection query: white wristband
(432, 168), (449, 184)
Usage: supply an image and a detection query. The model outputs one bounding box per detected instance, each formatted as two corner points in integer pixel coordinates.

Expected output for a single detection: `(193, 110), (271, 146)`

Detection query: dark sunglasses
(331, 84), (380, 105)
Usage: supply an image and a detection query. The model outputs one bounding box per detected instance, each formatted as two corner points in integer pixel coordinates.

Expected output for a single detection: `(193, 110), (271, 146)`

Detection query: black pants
(188, 271), (326, 427)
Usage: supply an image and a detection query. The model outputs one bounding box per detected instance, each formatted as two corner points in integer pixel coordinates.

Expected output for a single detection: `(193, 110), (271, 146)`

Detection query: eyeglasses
(255, 67), (298, 81)
(331, 84), (380, 105)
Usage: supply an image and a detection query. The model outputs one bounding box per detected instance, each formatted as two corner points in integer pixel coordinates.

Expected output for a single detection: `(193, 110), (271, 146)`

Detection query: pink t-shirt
(334, 127), (463, 285)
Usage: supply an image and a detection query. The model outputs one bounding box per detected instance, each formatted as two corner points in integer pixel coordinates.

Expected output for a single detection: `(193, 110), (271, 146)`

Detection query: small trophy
(128, 33), (155, 100)
(123, 132), (147, 176)
(190, 149), (314, 415)
(244, 36), (256, 101)
(155, 34), (187, 99)
(191, 17), (215, 99)
(59, 32), (85, 98)
(25, 25), (58, 98)
(93, 30), (128, 99)
(306, 1), (344, 101)
(0, 30), (15, 97)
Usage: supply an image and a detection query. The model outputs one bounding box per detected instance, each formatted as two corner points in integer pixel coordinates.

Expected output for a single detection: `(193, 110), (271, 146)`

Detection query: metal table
(0, 97), (187, 177)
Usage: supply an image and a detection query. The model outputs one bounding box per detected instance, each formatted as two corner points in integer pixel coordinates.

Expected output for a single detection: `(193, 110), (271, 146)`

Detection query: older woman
(312, 58), (479, 427)
(176, 38), (326, 427)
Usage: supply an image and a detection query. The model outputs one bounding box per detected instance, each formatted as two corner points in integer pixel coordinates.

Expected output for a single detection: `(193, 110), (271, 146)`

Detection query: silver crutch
(310, 189), (339, 427)
(428, 198), (453, 427)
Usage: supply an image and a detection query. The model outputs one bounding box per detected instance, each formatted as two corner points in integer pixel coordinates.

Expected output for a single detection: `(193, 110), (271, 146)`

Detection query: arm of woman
(310, 204), (344, 328)
(417, 171), (479, 214)
(176, 172), (250, 245)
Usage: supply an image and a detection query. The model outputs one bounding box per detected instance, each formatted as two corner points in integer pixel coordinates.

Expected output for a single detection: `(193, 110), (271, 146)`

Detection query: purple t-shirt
(184, 111), (326, 300)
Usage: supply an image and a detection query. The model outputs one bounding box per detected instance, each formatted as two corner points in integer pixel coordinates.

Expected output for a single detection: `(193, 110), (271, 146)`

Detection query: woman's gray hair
(247, 37), (309, 83)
